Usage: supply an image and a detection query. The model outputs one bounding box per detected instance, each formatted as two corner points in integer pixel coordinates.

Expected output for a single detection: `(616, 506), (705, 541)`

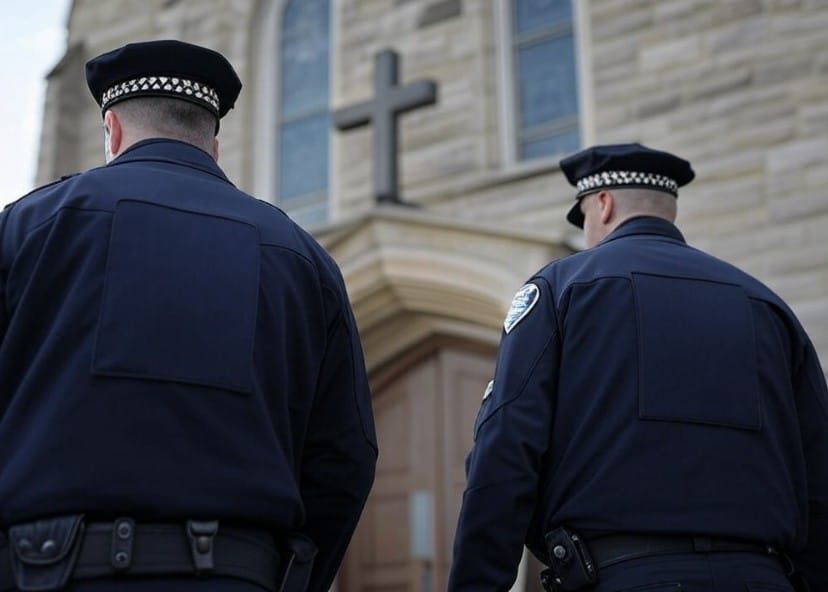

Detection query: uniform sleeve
(448, 277), (559, 592)
(299, 279), (377, 592)
(791, 338), (828, 590)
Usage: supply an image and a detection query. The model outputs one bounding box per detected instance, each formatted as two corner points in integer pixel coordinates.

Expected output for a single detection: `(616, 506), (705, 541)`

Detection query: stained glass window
(511, 0), (580, 161)
(278, 0), (330, 226)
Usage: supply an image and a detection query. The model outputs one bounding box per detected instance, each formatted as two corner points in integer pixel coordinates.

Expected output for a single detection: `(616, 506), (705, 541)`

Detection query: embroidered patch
(482, 380), (494, 401)
(504, 283), (540, 334)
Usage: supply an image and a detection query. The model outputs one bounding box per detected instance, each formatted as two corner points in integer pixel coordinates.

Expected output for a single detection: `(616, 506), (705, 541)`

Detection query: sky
(0, 0), (72, 207)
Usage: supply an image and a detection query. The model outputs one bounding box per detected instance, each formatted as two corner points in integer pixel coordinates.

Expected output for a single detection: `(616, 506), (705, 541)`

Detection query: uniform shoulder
(3, 172), (84, 212)
(532, 248), (596, 288)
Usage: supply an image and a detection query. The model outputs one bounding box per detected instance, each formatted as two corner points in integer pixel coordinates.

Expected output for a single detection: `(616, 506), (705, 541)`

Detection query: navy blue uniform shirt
(449, 217), (828, 591)
(0, 139), (377, 592)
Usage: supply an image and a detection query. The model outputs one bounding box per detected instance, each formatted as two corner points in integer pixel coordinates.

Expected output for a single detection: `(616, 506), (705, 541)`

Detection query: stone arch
(342, 247), (510, 372)
(318, 206), (572, 371)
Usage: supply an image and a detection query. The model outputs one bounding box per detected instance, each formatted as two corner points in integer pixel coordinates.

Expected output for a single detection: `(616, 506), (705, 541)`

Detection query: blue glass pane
(517, 36), (578, 129)
(281, 0), (330, 119)
(514, 0), (572, 35)
(520, 130), (579, 160)
(279, 114), (329, 201)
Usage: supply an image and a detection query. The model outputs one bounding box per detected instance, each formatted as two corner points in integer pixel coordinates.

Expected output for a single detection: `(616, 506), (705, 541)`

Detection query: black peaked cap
(85, 40), (242, 120)
(560, 143), (695, 229)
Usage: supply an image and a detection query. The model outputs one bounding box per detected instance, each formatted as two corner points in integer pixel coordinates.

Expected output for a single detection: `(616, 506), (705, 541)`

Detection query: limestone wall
(588, 0), (828, 359)
(36, 0), (828, 367)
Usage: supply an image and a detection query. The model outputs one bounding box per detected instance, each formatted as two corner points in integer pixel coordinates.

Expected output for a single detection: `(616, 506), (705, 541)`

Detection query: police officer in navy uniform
(0, 40), (377, 591)
(448, 143), (827, 592)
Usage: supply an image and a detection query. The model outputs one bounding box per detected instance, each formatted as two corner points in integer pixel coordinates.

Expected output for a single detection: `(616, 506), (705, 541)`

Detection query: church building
(35, 1), (828, 590)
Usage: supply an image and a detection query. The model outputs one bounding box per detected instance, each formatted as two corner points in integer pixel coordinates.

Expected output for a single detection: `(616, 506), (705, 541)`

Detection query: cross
(333, 49), (438, 205)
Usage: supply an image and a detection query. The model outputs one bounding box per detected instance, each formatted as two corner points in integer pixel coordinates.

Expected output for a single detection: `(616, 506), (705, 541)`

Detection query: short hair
(611, 188), (678, 222)
(110, 97), (217, 151)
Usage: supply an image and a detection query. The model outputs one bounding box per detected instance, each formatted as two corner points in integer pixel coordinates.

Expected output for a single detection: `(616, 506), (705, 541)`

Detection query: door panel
(437, 349), (495, 589)
(340, 343), (495, 592)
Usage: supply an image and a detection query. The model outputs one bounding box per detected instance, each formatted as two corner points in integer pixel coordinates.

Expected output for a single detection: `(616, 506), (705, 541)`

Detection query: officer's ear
(103, 110), (123, 157)
(597, 190), (614, 224)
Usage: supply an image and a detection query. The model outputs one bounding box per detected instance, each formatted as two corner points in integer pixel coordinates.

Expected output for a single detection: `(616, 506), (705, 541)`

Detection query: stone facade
(37, 0), (828, 371)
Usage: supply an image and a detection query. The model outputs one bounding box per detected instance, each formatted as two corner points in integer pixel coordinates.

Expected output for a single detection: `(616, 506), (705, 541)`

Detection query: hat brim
(566, 198), (585, 229)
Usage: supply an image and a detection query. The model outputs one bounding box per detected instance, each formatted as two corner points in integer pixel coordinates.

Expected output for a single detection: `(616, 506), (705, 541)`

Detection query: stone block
(654, 0), (709, 24)
(711, 0), (764, 22)
(765, 271), (825, 302)
(706, 15), (767, 54)
(729, 119), (796, 150)
(593, 61), (639, 85)
(680, 206), (768, 244)
(769, 0), (804, 8)
(681, 177), (764, 216)
(770, 9), (828, 37)
(640, 37), (702, 71)
(767, 137), (828, 174)
(593, 37), (639, 69)
(635, 91), (682, 118)
(763, 245), (828, 276)
(592, 6), (654, 38)
(706, 86), (788, 120)
(753, 55), (814, 88)
(766, 170), (806, 197)
(418, 0), (462, 28)
(684, 68), (753, 103)
(768, 190), (828, 223)
(590, 0), (651, 19)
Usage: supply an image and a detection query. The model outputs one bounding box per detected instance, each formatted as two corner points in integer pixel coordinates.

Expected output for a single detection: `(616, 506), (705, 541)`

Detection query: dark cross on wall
(333, 49), (438, 205)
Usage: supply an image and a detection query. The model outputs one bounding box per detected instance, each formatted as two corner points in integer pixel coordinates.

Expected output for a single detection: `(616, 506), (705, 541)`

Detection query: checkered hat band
(101, 76), (220, 113)
(576, 170), (678, 195)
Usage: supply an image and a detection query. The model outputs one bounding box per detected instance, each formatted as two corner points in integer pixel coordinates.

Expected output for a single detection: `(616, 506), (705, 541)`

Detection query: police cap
(85, 40), (242, 122)
(560, 143), (695, 228)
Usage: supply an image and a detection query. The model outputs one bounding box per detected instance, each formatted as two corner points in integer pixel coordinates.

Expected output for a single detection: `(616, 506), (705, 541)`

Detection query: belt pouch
(544, 526), (597, 592)
(8, 515), (85, 591)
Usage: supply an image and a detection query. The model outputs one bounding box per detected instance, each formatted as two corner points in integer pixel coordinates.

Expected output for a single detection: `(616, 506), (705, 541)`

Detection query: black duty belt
(0, 516), (284, 592)
(589, 533), (778, 570)
(541, 527), (786, 592)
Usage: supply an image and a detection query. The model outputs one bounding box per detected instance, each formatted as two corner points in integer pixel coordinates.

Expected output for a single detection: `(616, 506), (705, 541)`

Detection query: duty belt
(542, 527), (784, 592)
(0, 515), (311, 592)
(587, 533), (778, 569)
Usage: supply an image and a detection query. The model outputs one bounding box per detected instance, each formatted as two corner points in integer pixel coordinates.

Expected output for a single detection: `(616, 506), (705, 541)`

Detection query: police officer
(0, 40), (377, 591)
(448, 143), (827, 592)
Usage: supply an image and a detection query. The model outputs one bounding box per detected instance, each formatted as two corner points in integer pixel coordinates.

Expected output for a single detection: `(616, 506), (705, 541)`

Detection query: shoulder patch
(504, 282), (540, 334)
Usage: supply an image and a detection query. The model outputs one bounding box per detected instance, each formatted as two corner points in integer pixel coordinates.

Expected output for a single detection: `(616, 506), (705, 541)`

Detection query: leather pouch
(544, 526), (597, 592)
(8, 515), (85, 591)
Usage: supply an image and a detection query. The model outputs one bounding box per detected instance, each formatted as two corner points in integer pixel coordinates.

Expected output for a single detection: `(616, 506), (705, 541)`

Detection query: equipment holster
(7, 515), (85, 592)
(541, 526), (597, 592)
(278, 533), (317, 592)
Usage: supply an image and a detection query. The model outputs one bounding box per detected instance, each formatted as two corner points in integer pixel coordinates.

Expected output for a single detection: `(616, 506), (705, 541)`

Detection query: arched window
(278, 0), (331, 226)
(500, 0), (581, 162)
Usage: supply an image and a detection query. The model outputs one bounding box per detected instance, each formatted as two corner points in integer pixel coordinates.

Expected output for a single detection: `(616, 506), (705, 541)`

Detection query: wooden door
(340, 341), (495, 592)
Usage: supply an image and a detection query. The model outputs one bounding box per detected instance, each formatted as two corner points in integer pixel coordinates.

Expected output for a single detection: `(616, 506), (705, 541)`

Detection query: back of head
(110, 96), (217, 153)
(611, 187), (678, 223)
